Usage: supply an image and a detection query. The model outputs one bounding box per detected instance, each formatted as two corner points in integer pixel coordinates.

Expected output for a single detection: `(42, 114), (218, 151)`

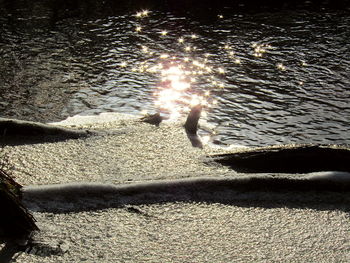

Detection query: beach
(1, 113), (349, 262)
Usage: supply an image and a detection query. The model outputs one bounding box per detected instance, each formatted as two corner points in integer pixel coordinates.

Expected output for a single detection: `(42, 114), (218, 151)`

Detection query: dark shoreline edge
(0, 118), (91, 145)
(208, 144), (350, 173)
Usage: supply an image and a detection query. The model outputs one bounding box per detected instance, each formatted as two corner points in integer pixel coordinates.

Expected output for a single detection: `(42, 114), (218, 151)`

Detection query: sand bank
(1, 113), (349, 262)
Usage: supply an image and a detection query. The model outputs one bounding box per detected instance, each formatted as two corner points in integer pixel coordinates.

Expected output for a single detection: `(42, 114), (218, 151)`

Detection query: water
(1, 2), (349, 147)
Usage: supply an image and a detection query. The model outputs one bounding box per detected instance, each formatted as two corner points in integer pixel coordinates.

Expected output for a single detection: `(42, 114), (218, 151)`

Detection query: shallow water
(0, 3), (349, 147)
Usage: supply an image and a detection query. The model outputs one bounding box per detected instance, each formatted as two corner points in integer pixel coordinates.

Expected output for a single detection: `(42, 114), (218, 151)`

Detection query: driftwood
(0, 167), (38, 242)
(209, 144), (350, 173)
(0, 118), (88, 241)
(0, 118), (89, 138)
(0, 118), (91, 145)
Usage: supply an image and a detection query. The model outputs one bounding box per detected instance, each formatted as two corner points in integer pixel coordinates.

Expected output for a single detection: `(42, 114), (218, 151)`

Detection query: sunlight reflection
(120, 61), (127, 67)
(184, 46), (192, 52)
(276, 63), (286, 71)
(178, 37), (185, 43)
(135, 10), (150, 18)
(218, 67), (225, 74)
(160, 54), (169, 59)
(252, 43), (272, 57)
(122, 10), (230, 132)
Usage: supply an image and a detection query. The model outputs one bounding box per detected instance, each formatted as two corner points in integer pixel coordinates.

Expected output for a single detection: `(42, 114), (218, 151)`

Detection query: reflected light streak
(252, 43), (272, 57)
(153, 59), (217, 120)
(120, 61), (127, 67)
(160, 54), (169, 59)
(135, 10), (150, 18)
(276, 63), (286, 71)
(218, 67), (225, 74)
(127, 10), (223, 123)
(172, 81), (190, 91)
(142, 10), (150, 16)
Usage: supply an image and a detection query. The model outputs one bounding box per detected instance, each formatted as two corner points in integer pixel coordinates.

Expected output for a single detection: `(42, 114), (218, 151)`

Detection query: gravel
(1, 113), (349, 262)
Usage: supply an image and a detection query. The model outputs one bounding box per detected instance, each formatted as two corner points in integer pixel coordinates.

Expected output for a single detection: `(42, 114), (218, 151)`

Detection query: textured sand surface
(1, 113), (349, 262)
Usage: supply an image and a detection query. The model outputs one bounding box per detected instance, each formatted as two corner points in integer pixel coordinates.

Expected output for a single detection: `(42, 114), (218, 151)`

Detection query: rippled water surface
(1, 4), (349, 147)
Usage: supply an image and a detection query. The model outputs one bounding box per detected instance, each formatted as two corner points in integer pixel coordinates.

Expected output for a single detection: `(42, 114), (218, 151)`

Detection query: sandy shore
(1, 113), (349, 262)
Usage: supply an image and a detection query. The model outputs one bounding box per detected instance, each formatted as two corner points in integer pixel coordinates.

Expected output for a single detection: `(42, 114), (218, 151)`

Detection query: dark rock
(140, 113), (163, 126)
(209, 144), (350, 173)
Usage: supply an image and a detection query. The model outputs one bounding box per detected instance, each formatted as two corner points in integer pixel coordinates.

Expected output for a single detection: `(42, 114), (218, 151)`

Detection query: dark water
(0, 2), (349, 147)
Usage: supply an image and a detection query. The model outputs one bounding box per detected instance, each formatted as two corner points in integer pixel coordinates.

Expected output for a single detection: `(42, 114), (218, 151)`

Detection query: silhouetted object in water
(210, 144), (350, 173)
(184, 105), (203, 148)
(140, 112), (163, 126)
(184, 105), (202, 135)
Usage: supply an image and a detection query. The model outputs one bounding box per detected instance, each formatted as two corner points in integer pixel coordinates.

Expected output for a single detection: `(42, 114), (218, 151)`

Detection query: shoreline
(1, 113), (349, 262)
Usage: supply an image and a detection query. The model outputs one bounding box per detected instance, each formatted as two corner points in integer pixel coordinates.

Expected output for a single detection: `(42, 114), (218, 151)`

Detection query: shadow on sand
(0, 118), (92, 146)
(22, 175), (350, 214)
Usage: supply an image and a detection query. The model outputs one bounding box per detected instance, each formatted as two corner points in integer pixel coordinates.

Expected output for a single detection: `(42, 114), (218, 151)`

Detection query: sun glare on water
(117, 9), (232, 122)
(117, 9), (294, 143)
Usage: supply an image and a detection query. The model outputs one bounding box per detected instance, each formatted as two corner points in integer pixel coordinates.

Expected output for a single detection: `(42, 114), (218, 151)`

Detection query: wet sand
(1, 113), (349, 262)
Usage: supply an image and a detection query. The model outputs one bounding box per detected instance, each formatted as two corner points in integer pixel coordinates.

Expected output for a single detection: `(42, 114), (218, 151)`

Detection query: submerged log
(0, 168), (38, 242)
(209, 144), (350, 173)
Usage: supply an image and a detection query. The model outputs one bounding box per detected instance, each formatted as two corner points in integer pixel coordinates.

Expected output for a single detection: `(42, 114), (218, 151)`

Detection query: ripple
(1, 7), (349, 146)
